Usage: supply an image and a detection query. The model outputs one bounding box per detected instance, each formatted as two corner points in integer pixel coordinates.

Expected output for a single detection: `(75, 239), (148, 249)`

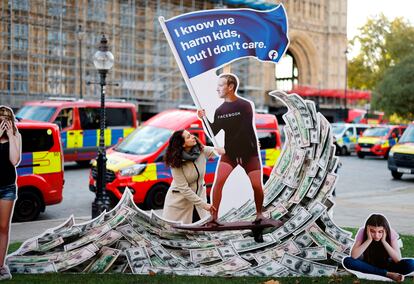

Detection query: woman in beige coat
(162, 130), (224, 224)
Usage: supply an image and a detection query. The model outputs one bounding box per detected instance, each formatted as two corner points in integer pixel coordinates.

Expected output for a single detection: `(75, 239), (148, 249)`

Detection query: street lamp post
(77, 25), (86, 99)
(344, 49), (349, 122)
(91, 35), (114, 218)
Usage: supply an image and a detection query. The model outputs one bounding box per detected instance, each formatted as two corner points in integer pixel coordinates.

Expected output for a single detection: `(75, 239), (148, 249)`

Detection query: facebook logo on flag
(162, 5), (289, 78)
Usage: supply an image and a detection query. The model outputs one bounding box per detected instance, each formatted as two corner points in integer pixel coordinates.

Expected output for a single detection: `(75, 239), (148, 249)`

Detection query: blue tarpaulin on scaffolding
(210, 0), (278, 10)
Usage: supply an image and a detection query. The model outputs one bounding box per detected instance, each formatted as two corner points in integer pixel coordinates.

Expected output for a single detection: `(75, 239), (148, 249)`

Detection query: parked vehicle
(332, 123), (371, 155)
(16, 99), (137, 165)
(88, 109), (282, 209)
(356, 125), (407, 159)
(388, 123), (414, 179)
(15, 121), (64, 221)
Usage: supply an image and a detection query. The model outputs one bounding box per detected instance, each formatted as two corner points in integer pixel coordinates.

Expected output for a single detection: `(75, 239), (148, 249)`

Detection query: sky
(347, 0), (414, 39)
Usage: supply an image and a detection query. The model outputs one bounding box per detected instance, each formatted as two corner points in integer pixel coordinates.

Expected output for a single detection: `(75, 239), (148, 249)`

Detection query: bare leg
(210, 162), (234, 222)
(0, 200), (15, 267)
(247, 169), (264, 222)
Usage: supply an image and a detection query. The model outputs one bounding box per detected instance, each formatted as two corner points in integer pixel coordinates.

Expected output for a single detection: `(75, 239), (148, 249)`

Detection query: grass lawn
(5, 229), (414, 284)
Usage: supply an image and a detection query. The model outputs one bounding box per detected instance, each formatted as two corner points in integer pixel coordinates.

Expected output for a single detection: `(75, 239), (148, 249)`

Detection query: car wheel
(391, 170), (403, 180)
(145, 184), (168, 209)
(13, 190), (43, 222)
(76, 160), (91, 167)
(340, 146), (348, 156)
(357, 152), (365, 159)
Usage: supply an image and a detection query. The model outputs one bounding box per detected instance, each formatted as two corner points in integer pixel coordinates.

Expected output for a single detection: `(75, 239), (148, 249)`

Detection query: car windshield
(332, 125), (346, 136)
(115, 125), (173, 155)
(399, 125), (414, 143)
(363, 127), (389, 137)
(16, 106), (57, 122)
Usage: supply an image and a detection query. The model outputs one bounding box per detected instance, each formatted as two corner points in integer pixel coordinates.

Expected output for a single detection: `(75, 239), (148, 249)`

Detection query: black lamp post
(91, 34), (114, 218)
(77, 25), (86, 99)
(344, 49), (349, 122)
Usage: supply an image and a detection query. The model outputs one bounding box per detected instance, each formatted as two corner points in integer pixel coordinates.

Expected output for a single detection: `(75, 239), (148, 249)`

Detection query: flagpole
(159, 16), (219, 147)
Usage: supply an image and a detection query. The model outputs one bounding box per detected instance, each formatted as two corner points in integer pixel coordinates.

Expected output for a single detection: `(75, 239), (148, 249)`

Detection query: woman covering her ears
(343, 214), (414, 282)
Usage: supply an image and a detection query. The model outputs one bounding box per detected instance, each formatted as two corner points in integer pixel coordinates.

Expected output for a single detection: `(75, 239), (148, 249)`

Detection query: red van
(88, 109), (282, 209)
(16, 99), (137, 165)
(15, 121), (64, 221)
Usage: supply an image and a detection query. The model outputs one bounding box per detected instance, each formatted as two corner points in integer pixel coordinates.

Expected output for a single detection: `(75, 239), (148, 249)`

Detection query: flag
(162, 5), (289, 78)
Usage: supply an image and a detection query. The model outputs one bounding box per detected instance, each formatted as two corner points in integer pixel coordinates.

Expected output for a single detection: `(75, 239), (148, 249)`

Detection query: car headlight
(119, 164), (146, 177)
(376, 140), (385, 145)
(389, 151), (394, 157)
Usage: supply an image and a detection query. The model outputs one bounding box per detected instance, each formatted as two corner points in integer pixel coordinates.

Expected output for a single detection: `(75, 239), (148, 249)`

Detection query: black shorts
(220, 154), (261, 174)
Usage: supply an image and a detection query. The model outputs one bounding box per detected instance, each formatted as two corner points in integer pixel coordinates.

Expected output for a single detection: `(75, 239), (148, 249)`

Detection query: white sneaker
(0, 266), (12, 281)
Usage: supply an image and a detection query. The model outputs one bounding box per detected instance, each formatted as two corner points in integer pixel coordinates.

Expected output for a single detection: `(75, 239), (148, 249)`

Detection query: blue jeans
(0, 184), (17, 201)
(343, 256), (414, 277)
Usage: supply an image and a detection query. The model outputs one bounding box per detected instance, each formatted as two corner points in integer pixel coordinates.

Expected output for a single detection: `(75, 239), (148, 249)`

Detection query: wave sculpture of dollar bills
(7, 91), (353, 277)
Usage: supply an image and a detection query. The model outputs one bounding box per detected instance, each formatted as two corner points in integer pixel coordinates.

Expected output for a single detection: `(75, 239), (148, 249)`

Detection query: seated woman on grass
(343, 214), (414, 282)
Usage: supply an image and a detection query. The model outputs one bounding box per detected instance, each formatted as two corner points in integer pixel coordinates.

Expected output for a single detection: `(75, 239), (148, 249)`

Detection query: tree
(348, 14), (414, 91)
(373, 53), (414, 120)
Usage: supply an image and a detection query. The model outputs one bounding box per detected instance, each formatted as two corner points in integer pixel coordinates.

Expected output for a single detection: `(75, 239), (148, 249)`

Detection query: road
(30, 154), (414, 234)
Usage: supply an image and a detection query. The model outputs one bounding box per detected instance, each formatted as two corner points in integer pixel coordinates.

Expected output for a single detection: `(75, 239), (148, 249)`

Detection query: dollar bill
(268, 202), (288, 220)
(272, 207), (312, 240)
(320, 211), (353, 238)
(291, 174), (313, 204)
(55, 246), (96, 271)
(217, 246), (238, 259)
(36, 237), (64, 252)
(64, 224), (111, 251)
(299, 246), (327, 261)
(283, 149), (306, 189)
(109, 256), (129, 273)
(235, 260), (289, 277)
(231, 234), (277, 253)
(331, 250), (348, 264)
(95, 230), (123, 248)
(6, 254), (58, 264)
(200, 256), (251, 276)
(288, 94), (314, 129)
(306, 223), (347, 254)
(125, 247), (152, 274)
(313, 173), (338, 202)
(315, 114), (330, 159)
(84, 246), (121, 273)
(73, 211), (106, 236)
(306, 168), (328, 198)
(253, 239), (301, 265)
(190, 247), (221, 264)
(294, 232), (314, 248)
(117, 224), (148, 247)
(318, 138), (334, 171)
(8, 262), (57, 274)
(263, 177), (286, 207)
(151, 245), (185, 269)
(293, 201), (327, 235)
(284, 111), (310, 147)
(274, 142), (294, 177)
(281, 253), (337, 276)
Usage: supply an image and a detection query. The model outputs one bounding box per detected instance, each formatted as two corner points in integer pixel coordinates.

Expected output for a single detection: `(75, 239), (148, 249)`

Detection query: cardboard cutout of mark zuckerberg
(159, 4), (289, 219)
(196, 73), (264, 223)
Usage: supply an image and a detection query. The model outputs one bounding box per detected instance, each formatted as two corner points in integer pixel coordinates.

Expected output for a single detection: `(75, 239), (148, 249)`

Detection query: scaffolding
(0, 0), (274, 117)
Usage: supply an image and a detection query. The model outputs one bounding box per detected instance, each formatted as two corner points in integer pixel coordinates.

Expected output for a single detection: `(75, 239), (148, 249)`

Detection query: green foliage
(348, 14), (414, 91)
(373, 53), (414, 120)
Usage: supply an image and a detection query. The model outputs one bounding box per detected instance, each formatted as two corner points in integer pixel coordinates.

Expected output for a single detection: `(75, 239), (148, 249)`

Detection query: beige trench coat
(163, 146), (215, 224)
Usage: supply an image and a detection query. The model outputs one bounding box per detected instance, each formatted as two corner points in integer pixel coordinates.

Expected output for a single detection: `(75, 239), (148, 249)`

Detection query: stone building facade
(0, 0), (348, 119)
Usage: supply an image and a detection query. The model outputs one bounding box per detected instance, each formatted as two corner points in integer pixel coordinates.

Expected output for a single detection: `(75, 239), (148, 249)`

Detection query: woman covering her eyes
(343, 214), (414, 282)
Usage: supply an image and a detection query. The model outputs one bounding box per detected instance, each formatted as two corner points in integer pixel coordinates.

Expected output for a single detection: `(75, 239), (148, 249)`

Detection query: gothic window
(275, 51), (298, 91)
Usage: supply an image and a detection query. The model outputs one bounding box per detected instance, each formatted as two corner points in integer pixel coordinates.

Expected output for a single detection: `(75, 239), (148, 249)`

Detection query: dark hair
(363, 214), (392, 267)
(164, 130), (203, 168)
(0, 105), (17, 136)
(219, 73), (238, 92)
